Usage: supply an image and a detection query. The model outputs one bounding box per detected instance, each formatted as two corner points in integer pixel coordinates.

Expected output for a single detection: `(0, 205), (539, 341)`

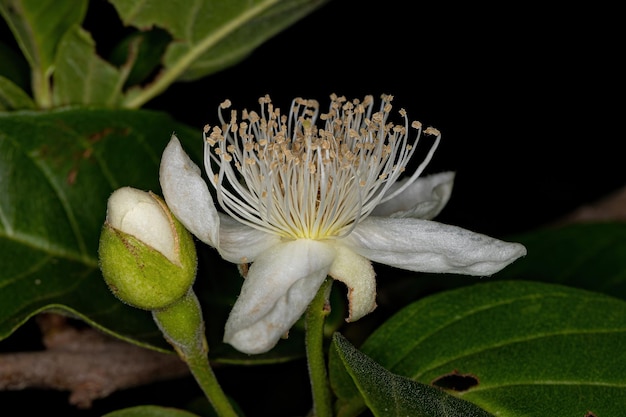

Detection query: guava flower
(159, 94), (526, 354)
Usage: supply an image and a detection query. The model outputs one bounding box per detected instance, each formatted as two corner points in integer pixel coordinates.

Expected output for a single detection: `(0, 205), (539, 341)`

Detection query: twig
(555, 185), (626, 225)
(0, 314), (189, 408)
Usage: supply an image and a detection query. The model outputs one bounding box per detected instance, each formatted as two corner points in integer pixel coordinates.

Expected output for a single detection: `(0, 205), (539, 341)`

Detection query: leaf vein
(414, 327), (626, 380)
(29, 151), (90, 259)
(467, 379), (626, 393)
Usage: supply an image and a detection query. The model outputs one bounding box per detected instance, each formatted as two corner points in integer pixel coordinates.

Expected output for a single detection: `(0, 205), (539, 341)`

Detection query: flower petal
(344, 217), (527, 276)
(159, 134), (219, 247)
(223, 239), (336, 354)
(217, 213), (282, 264)
(373, 172), (455, 219)
(328, 244), (377, 322)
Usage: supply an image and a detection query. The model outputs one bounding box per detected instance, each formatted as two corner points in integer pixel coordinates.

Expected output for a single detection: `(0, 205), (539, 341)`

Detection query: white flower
(159, 94), (527, 354)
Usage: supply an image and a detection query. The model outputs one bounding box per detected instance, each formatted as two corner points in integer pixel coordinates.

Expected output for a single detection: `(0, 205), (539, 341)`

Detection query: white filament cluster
(203, 94), (440, 239)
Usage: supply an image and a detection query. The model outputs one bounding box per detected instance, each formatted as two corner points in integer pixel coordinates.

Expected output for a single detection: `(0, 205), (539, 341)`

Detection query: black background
(144, 0), (624, 238)
(1, 0), (624, 416)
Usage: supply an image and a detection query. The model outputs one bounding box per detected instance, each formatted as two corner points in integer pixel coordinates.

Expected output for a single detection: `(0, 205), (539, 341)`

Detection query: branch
(556, 185), (626, 225)
(0, 313), (190, 408)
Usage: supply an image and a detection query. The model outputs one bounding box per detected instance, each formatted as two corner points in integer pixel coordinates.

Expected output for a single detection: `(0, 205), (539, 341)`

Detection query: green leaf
(0, 0), (89, 106)
(52, 25), (126, 107)
(102, 405), (201, 417)
(0, 107), (203, 351)
(0, 75), (35, 110)
(329, 334), (365, 417)
(497, 222), (626, 299)
(332, 333), (494, 417)
(108, 0), (331, 108)
(108, 27), (172, 87)
(348, 280), (626, 417)
(0, 40), (30, 89)
(0, 108), (310, 364)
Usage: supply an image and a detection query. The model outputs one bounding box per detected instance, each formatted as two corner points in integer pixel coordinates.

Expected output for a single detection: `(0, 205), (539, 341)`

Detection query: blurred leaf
(0, 108), (203, 351)
(52, 25), (126, 106)
(338, 280), (626, 416)
(496, 222), (626, 299)
(103, 405), (201, 417)
(108, 0), (331, 108)
(0, 75), (35, 110)
(0, 40), (30, 90)
(332, 333), (494, 417)
(108, 28), (172, 87)
(0, 0), (88, 105)
(0, 0), (87, 70)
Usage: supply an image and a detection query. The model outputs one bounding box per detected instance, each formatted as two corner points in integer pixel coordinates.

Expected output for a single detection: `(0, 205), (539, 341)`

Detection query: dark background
(1, 0), (624, 416)
(146, 1), (624, 239)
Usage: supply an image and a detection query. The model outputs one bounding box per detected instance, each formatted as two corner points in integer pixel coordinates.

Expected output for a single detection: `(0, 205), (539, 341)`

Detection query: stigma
(203, 94), (440, 240)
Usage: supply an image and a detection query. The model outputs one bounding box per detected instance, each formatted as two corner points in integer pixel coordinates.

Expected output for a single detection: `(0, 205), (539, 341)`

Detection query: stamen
(203, 94), (439, 240)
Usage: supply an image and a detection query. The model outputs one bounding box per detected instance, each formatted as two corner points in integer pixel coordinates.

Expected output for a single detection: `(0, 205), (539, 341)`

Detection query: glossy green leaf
(338, 280), (626, 417)
(332, 333), (494, 417)
(0, 75), (35, 110)
(0, 108), (203, 351)
(497, 222), (626, 299)
(108, 0), (331, 108)
(0, 107), (312, 364)
(0, 0), (88, 106)
(103, 405), (201, 417)
(52, 25), (126, 106)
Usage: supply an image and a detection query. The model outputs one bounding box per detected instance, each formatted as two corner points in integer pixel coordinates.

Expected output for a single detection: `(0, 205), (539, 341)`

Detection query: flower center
(203, 94), (440, 240)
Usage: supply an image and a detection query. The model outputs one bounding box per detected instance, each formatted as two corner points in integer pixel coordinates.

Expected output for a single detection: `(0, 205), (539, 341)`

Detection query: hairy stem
(184, 350), (239, 417)
(152, 291), (238, 417)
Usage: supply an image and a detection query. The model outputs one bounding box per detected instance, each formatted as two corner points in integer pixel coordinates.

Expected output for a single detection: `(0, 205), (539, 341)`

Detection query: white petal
(344, 217), (527, 276)
(106, 187), (176, 263)
(217, 213), (282, 264)
(223, 239), (336, 354)
(328, 244), (377, 322)
(159, 134), (219, 247)
(373, 172), (455, 219)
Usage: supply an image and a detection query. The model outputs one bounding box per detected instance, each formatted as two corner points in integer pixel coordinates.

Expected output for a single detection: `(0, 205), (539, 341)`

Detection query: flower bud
(99, 186), (197, 310)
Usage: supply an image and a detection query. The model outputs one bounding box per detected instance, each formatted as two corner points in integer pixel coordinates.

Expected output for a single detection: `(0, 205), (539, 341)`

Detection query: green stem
(32, 69), (52, 108)
(184, 349), (239, 417)
(305, 278), (334, 417)
(152, 291), (238, 417)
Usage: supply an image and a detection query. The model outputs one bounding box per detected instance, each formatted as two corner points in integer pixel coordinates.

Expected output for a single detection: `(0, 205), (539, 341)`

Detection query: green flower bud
(98, 186), (197, 310)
